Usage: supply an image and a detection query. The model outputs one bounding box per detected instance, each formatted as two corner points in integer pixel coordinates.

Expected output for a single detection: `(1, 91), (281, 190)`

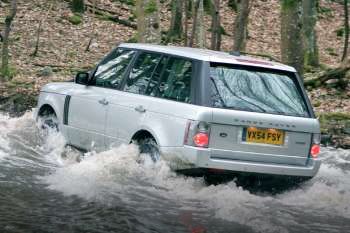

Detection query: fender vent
(63, 95), (71, 125)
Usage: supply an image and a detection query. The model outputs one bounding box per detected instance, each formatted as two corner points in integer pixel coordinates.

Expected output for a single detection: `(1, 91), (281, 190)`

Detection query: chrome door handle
(135, 105), (146, 113)
(98, 98), (109, 106)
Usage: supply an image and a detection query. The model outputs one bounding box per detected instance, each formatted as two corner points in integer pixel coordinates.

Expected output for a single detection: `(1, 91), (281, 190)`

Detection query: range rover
(35, 43), (321, 178)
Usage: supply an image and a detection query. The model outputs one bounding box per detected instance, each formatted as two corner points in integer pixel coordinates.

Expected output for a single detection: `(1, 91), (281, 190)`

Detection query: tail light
(310, 133), (321, 158)
(184, 121), (210, 148)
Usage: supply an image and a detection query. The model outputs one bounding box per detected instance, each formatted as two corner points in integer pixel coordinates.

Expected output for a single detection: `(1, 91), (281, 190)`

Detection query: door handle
(135, 105), (146, 113)
(98, 98), (109, 106)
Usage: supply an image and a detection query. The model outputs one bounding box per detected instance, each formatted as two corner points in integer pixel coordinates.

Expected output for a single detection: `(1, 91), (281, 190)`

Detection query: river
(0, 112), (349, 233)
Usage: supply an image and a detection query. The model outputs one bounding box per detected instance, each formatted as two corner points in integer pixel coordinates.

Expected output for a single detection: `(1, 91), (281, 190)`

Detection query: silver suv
(35, 43), (321, 178)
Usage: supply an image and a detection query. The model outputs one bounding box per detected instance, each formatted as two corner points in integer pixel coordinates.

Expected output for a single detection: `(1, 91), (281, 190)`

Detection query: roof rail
(229, 51), (281, 63)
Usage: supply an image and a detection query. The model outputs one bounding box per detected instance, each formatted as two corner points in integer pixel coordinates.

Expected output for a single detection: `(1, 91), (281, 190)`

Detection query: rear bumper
(162, 146), (321, 177)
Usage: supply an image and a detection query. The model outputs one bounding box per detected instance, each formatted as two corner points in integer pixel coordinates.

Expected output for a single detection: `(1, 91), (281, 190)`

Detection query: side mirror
(75, 72), (90, 85)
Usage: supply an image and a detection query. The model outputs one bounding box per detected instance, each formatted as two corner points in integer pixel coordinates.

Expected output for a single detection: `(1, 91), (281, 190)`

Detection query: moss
(68, 14), (82, 25)
(281, 0), (300, 11)
(317, 112), (350, 121)
(144, 0), (158, 14)
(325, 47), (338, 56)
(0, 65), (17, 80)
(335, 27), (344, 37)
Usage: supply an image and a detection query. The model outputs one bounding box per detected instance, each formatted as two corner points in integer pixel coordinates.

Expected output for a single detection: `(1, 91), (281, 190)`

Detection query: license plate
(243, 127), (285, 145)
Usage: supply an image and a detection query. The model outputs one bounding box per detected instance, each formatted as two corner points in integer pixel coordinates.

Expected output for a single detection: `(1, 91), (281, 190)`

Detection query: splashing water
(0, 112), (349, 233)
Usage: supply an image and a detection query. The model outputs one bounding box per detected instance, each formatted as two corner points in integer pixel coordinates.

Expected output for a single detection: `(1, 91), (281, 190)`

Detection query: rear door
(67, 48), (135, 150)
(105, 51), (162, 146)
(207, 63), (318, 166)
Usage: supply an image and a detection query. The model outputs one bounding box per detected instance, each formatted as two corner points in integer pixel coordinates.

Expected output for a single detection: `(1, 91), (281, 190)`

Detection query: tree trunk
(71, 0), (85, 13)
(136, 0), (161, 44)
(1, 0), (17, 80)
(189, 0), (199, 47)
(302, 0), (319, 67)
(196, 0), (205, 48)
(341, 0), (349, 62)
(233, 0), (250, 52)
(210, 0), (221, 50)
(184, 0), (189, 46)
(280, 0), (304, 75)
(167, 0), (183, 43)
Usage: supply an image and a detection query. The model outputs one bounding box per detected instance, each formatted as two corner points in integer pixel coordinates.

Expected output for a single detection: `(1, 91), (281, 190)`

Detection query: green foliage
(318, 6), (333, 17)
(127, 36), (138, 43)
(71, 0), (85, 13)
(113, 0), (135, 6)
(0, 65), (17, 80)
(228, 0), (238, 11)
(335, 27), (344, 37)
(203, 0), (214, 15)
(281, 0), (300, 11)
(145, 0), (158, 14)
(68, 14), (82, 25)
(325, 47), (338, 56)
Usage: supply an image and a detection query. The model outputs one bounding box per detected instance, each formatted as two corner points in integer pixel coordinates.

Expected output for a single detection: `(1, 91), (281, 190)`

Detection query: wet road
(0, 112), (349, 233)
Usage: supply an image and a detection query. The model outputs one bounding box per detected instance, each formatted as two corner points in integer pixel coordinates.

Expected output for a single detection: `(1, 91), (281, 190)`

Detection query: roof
(119, 43), (296, 72)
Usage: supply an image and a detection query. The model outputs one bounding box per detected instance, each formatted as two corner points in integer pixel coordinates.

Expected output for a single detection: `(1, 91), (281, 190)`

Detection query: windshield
(210, 64), (310, 117)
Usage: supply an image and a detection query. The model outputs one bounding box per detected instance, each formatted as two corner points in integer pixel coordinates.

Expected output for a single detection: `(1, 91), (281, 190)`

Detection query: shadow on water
(177, 168), (310, 195)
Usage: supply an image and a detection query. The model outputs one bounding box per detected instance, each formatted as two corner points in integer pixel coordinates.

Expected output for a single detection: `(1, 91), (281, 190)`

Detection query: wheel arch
(130, 129), (159, 146)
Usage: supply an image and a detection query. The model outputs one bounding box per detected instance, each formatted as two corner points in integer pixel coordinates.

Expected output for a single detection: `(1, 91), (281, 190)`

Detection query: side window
(145, 56), (168, 97)
(94, 49), (135, 89)
(123, 52), (162, 94)
(157, 57), (192, 103)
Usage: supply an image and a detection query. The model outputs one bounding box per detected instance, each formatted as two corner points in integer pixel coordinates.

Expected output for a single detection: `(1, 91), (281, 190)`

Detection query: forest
(0, 0), (349, 145)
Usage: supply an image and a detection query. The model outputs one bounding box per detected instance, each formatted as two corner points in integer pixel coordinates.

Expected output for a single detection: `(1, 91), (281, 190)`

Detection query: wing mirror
(75, 72), (90, 85)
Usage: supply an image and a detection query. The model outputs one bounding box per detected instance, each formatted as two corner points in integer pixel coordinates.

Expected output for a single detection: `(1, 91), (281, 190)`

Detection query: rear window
(210, 64), (309, 117)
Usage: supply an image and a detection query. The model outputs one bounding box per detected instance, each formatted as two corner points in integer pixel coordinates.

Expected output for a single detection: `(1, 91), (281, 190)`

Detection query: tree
(167, 0), (183, 43)
(302, 0), (319, 67)
(341, 0), (349, 62)
(136, 0), (161, 44)
(71, 0), (85, 13)
(196, 0), (205, 48)
(280, 0), (304, 75)
(1, 0), (17, 80)
(189, 0), (199, 47)
(210, 0), (221, 50)
(233, 0), (250, 52)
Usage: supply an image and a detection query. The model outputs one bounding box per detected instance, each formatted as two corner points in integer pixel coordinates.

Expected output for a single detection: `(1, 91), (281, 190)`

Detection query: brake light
(310, 144), (320, 158)
(193, 132), (209, 147)
(184, 120), (211, 148)
(310, 133), (321, 158)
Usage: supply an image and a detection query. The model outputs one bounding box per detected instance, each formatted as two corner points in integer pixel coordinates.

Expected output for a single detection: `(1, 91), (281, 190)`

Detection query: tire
(38, 111), (59, 134)
(138, 138), (160, 163)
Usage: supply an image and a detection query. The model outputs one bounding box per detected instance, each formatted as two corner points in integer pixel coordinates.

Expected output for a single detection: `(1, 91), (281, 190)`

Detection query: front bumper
(162, 146), (321, 178)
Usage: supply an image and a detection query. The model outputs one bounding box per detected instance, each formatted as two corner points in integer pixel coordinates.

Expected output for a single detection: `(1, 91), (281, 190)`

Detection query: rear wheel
(138, 138), (160, 163)
(38, 108), (59, 134)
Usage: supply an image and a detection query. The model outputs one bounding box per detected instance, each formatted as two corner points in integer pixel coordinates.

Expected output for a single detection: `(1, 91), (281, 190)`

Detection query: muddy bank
(0, 93), (37, 117)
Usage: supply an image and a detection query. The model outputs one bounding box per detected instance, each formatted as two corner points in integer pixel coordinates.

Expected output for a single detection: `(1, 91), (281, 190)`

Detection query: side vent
(63, 95), (71, 125)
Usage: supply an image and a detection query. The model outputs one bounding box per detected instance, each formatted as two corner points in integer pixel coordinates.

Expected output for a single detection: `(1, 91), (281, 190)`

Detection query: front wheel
(138, 138), (160, 163)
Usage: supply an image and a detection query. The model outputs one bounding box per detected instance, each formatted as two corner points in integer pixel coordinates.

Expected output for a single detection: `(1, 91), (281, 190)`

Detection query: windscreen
(210, 64), (310, 117)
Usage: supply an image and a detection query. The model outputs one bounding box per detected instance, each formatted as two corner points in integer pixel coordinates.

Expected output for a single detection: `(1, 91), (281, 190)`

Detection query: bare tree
(136, 0), (161, 44)
(233, 0), (250, 52)
(196, 0), (205, 48)
(189, 0), (199, 47)
(184, 0), (189, 46)
(167, 0), (183, 43)
(341, 0), (349, 62)
(210, 0), (221, 50)
(32, 2), (53, 57)
(302, 0), (319, 67)
(280, 0), (304, 75)
(1, 0), (17, 80)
